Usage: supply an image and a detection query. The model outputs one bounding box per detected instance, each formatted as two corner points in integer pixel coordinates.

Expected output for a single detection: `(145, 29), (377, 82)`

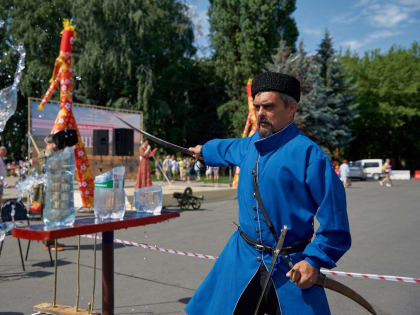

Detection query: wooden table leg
(102, 231), (114, 315)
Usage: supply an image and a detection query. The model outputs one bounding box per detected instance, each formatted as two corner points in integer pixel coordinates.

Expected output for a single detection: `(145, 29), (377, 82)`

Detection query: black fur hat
(251, 72), (301, 103)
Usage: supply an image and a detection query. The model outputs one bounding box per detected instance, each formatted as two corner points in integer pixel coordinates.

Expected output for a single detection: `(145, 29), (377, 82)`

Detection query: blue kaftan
(185, 123), (351, 315)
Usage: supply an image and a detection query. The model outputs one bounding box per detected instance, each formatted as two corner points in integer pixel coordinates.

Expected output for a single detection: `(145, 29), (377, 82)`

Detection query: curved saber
(291, 271), (377, 314)
(319, 274), (377, 315)
(116, 116), (196, 157)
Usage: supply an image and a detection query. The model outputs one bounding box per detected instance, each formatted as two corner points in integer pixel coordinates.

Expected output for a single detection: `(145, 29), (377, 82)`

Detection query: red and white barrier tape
(320, 269), (420, 284)
(80, 234), (218, 260)
(80, 234), (420, 284)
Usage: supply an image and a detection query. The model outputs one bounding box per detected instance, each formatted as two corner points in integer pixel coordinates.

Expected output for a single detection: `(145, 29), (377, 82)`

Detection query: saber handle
(290, 269), (301, 283)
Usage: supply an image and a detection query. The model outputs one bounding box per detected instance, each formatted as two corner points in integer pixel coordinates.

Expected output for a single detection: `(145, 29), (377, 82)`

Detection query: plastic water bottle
(43, 147), (75, 228)
(94, 166), (126, 220)
(134, 185), (162, 214)
(112, 166), (126, 218)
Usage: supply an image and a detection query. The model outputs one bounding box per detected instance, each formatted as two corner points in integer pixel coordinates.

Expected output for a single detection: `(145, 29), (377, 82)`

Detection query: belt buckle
(254, 244), (265, 251)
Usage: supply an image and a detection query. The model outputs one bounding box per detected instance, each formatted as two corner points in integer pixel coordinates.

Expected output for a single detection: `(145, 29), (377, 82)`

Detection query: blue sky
(186, 0), (420, 56)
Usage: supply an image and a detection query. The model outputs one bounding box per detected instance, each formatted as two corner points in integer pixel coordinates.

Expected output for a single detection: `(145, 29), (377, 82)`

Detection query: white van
(355, 159), (383, 180)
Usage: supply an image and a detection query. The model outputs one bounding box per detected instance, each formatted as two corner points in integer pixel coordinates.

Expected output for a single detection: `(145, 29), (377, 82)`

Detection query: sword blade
(254, 226), (288, 315)
(116, 116), (195, 156)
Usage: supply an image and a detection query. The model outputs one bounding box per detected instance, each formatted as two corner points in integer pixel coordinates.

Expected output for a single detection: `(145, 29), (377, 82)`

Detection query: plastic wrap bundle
(94, 166), (126, 220)
(0, 222), (14, 242)
(43, 147), (75, 228)
(0, 43), (25, 132)
(134, 185), (162, 214)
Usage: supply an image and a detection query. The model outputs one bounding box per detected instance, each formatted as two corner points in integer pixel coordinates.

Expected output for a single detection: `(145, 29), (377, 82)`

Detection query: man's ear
(290, 102), (298, 117)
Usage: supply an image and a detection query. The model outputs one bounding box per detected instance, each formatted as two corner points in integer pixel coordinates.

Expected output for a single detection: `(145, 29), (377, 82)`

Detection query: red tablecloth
(12, 211), (179, 241)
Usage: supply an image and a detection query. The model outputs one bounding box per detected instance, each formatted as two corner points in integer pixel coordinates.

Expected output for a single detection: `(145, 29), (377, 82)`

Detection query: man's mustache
(258, 117), (272, 127)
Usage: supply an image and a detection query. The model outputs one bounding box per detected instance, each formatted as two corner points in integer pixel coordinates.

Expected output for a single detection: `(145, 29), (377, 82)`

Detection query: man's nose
(258, 108), (270, 119)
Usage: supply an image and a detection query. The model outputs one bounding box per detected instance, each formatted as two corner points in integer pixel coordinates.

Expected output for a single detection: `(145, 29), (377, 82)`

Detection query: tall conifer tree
(316, 30), (357, 152)
(268, 40), (359, 154)
(316, 30), (334, 85)
(268, 41), (336, 152)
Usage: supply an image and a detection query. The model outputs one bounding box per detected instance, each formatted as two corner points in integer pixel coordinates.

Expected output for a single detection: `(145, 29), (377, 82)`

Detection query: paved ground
(1, 179), (419, 314)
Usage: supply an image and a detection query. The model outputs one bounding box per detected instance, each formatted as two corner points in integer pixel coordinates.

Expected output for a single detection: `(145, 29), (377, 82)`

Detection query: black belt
(238, 226), (310, 255)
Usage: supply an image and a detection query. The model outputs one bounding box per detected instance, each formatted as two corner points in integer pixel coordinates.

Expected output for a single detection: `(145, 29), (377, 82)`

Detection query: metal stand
(102, 231), (114, 315)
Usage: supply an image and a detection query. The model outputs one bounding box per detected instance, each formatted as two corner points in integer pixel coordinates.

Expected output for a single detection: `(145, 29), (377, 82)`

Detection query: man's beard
(258, 116), (274, 138)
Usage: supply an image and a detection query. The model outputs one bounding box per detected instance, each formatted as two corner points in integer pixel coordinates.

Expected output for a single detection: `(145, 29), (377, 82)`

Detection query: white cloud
(368, 4), (409, 28)
(355, 0), (371, 7)
(369, 30), (401, 39)
(186, 3), (209, 38)
(300, 27), (323, 37)
(341, 39), (366, 50)
(339, 0), (420, 54)
(186, 3), (211, 56)
(356, 1), (420, 29)
(406, 17), (420, 24)
(398, 0), (420, 9)
(332, 13), (361, 24)
(341, 29), (401, 50)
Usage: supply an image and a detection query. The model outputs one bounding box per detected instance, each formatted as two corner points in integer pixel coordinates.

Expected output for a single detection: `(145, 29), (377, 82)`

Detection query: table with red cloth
(12, 211), (179, 315)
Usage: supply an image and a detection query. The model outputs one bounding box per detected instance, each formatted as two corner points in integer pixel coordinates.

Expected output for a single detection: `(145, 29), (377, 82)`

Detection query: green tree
(341, 42), (420, 170)
(316, 31), (358, 152)
(316, 30), (334, 85)
(186, 58), (228, 145)
(325, 55), (358, 151)
(72, 0), (196, 144)
(209, 0), (298, 136)
(268, 41), (343, 154)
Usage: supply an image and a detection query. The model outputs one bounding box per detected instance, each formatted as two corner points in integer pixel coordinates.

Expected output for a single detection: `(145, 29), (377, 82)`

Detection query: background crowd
(154, 155), (221, 183)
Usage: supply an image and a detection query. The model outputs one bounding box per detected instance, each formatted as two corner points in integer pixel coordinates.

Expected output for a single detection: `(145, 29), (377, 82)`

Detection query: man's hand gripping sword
(285, 252), (377, 314)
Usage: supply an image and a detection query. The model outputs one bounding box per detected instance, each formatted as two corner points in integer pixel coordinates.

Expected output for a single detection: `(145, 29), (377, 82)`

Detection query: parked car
(355, 159), (384, 180)
(348, 161), (367, 180)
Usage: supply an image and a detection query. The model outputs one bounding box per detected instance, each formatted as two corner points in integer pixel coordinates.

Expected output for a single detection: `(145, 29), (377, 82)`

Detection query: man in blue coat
(187, 72), (351, 314)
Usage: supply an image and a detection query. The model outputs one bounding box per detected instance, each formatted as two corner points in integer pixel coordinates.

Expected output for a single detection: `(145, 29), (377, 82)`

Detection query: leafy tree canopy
(340, 42), (420, 170)
(209, 0), (298, 136)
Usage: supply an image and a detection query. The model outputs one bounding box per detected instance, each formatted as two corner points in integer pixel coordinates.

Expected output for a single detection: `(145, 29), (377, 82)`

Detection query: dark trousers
(233, 263), (281, 315)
